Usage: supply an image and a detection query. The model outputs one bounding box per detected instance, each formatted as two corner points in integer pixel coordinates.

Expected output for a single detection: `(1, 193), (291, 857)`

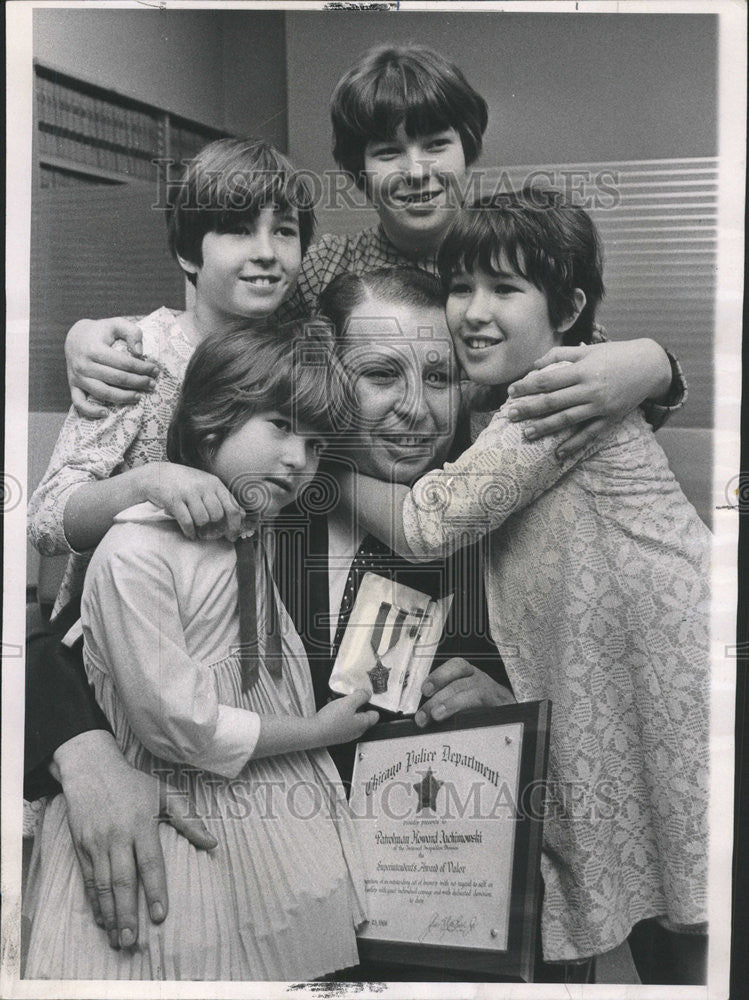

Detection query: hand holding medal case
(329, 573), (453, 714)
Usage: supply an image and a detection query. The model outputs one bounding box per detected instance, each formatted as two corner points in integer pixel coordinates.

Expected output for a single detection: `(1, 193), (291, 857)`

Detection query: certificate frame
(350, 701), (551, 982)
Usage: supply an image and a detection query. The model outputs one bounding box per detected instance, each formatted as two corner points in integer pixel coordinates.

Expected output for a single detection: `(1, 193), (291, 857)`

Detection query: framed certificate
(349, 701), (551, 982)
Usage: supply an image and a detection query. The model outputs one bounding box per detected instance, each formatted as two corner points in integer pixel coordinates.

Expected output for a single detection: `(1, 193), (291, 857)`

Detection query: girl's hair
(330, 44), (488, 188)
(166, 319), (346, 471)
(167, 138), (316, 284)
(437, 188), (605, 344)
(317, 267), (446, 344)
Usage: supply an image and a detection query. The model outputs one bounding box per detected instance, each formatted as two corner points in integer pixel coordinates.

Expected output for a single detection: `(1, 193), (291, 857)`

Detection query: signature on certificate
(420, 911), (478, 942)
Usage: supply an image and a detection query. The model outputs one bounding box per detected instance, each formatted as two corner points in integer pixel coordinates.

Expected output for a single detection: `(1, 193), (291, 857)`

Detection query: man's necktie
(332, 533), (394, 656)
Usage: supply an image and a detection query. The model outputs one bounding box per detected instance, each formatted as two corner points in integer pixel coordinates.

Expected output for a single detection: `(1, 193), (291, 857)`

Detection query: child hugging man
(64, 43), (684, 452)
(29, 42), (690, 982)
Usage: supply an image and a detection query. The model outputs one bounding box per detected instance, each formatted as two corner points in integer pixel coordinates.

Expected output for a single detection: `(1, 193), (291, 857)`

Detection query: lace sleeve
(402, 408), (603, 559)
(27, 398), (147, 556)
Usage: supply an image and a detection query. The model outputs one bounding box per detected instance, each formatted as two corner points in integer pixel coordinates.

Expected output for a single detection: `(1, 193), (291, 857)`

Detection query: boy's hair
(166, 319), (346, 472)
(167, 138), (316, 285)
(318, 267), (446, 343)
(437, 188), (605, 344)
(330, 45), (488, 188)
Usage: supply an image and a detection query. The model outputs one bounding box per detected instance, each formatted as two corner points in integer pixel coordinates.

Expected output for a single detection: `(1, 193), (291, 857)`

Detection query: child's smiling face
(180, 206), (302, 329)
(363, 125), (466, 254)
(446, 260), (584, 387)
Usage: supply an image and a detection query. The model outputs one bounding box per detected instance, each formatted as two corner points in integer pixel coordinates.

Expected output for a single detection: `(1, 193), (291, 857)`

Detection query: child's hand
(141, 463), (244, 541)
(66, 317), (160, 418)
(505, 339), (672, 458)
(314, 690), (379, 747)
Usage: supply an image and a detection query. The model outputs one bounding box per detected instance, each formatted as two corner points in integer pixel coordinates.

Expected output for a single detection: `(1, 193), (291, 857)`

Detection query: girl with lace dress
(341, 190), (710, 976)
(24, 323), (378, 980)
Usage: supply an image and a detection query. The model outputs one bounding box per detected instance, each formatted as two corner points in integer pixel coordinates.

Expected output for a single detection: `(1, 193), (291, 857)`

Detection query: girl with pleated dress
(24, 323), (377, 980)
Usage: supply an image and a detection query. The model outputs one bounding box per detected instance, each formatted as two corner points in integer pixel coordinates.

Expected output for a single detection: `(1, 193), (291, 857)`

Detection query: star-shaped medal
(367, 658), (390, 694)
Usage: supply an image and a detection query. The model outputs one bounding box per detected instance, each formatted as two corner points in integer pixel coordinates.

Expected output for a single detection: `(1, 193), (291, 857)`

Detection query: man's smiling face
(338, 296), (460, 484)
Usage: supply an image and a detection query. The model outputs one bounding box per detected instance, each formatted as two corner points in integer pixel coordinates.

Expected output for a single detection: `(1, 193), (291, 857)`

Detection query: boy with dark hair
(166, 137), (316, 284)
(29, 137), (310, 618)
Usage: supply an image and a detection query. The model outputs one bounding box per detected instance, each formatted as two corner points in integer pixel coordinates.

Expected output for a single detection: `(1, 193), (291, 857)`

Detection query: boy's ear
(177, 253), (200, 278)
(557, 288), (587, 334)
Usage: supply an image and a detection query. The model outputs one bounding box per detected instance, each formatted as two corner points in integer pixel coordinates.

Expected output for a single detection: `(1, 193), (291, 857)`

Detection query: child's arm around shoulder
(28, 389), (151, 556)
(65, 315), (164, 417)
(30, 318), (243, 555)
(339, 402), (609, 561)
(505, 337), (683, 458)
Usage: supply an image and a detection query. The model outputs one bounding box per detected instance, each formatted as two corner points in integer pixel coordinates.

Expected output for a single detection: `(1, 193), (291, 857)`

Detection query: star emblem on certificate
(413, 767), (443, 812)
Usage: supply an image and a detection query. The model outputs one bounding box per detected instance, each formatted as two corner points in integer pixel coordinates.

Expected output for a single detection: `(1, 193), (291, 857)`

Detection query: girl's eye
(269, 417), (291, 432)
(224, 224), (251, 236)
(449, 281), (472, 295)
(276, 223), (299, 238)
(495, 284), (520, 295)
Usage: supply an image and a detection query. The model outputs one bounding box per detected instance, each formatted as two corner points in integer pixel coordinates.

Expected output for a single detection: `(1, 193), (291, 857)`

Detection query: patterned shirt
(277, 225), (441, 322)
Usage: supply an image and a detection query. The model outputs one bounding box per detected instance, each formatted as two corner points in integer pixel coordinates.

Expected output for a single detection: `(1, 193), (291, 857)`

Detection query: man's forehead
(344, 304), (450, 341)
(344, 317), (449, 340)
(341, 338), (456, 376)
